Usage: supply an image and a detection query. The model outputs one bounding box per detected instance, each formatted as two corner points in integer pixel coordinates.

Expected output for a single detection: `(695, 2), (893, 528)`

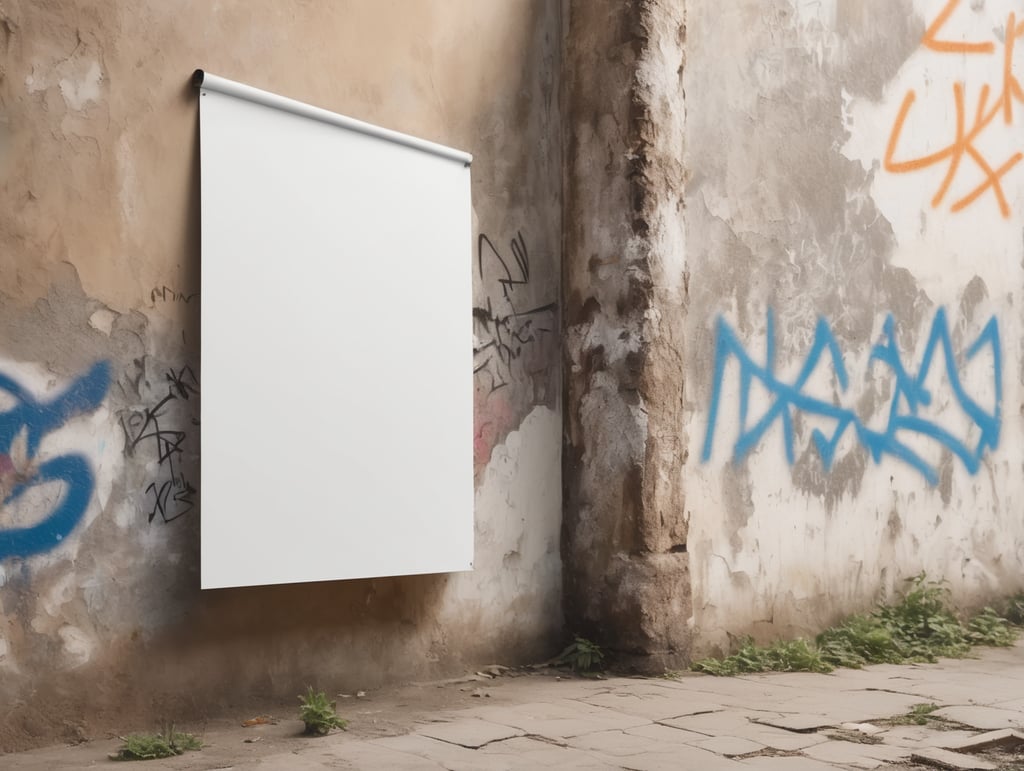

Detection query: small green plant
(298, 687), (348, 735)
(875, 573), (970, 661)
(692, 637), (831, 676)
(966, 606), (1016, 646)
(111, 726), (202, 761)
(691, 573), (1019, 676)
(886, 703), (940, 726)
(817, 614), (903, 668)
(1001, 592), (1024, 625)
(554, 636), (605, 673)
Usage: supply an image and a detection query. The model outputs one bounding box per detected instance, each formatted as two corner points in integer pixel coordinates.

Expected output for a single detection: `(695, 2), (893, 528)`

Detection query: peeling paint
(0, 0), (563, 752)
(683, 0), (1024, 655)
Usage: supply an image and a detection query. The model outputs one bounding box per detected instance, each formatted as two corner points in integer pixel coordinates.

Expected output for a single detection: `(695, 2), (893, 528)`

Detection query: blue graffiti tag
(701, 309), (1001, 485)
(0, 362), (111, 559)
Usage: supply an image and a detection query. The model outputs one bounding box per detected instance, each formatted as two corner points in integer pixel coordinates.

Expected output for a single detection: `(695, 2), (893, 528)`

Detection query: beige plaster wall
(0, 0), (562, 750)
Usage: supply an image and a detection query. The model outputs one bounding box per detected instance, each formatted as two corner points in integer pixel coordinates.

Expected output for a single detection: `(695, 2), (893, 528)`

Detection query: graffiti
(0, 362), (111, 559)
(120, 363), (199, 524)
(885, 0), (1024, 217)
(701, 309), (1001, 485)
(150, 286), (198, 304)
(473, 231), (557, 395)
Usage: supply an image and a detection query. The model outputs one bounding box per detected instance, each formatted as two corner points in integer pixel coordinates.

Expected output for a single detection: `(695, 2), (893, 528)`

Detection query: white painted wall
(682, 0), (1024, 654)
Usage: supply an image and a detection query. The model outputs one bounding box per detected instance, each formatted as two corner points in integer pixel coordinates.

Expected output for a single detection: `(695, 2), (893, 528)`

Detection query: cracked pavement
(7, 642), (1024, 769)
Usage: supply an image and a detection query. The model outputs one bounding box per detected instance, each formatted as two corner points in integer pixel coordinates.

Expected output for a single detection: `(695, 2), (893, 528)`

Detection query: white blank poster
(196, 71), (474, 589)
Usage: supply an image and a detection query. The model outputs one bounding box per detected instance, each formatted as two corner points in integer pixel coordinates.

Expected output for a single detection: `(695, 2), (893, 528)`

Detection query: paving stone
(879, 726), (980, 749)
(839, 722), (885, 735)
(737, 756), (841, 770)
(898, 682), (1008, 705)
(624, 722), (715, 745)
(567, 729), (671, 757)
(678, 675), (813, 698)
(991, 697), (1024, 710)
(855, 742), (914, 762)
(415, 717), (523, 748)
(742, 727), (830, 751)
(247, 753), (341, 770)
(770, 689), (928, 723)
(370, 734), (518, 770)
(751, 713), (837, 732)
(584, 745), (745, 770)
(309, 740), (445, 769)
(578, 688), (727, 720)
(932, 705), (1024, 730)
(929, 673), (1024, 702)
(477, 733), (614, 765)
(691, 735), (765, 757)
(469, 700), (650, 740)
(669, 678), (822, 711)
(938, 728), (1024, 752)
(479, 736), (621, 769)
(828, 668), (926, 689)
(661, 709), (781, 736)
(910, 747), (998, 770)
(735, 672), (858, 692)
(604, 680), (707, 697)
(477, 736), (558, 754)
(802, 739), (910, 769)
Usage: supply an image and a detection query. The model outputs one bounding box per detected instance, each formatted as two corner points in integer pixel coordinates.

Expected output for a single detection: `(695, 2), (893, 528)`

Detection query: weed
(111, 726), (201, 761)
(966, 606), (1016, 647)
(817, 614), (903, 668)
(874, 574), (970, 661)
(554, 636), (605, 673)
(691, 574), (1019, 676)
(884, 703), (940, 726)
(692, 637), (831, 676)
(1001, 592), (1024, 625)
(298, 687), (348, 736)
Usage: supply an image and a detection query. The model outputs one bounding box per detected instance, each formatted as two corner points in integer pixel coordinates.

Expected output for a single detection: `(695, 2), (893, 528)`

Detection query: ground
(6, 644), (1024, 769)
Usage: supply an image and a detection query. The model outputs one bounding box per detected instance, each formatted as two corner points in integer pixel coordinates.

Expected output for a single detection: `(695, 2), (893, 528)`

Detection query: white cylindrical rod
(192, 70), (473, 167)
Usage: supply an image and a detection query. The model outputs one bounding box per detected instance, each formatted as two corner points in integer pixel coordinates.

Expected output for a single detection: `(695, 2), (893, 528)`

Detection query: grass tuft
(112, 726), (201, 761)
(885, 703), (941, 726)
(692, 574), (1019, 677)
(692, 637), (830, 676)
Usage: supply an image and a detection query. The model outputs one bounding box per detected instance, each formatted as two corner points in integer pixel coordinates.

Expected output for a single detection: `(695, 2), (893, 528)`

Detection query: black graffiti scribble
(120, 364), (199, 524)
(473, 232), (557, 394)
(150, 286), (199, 304)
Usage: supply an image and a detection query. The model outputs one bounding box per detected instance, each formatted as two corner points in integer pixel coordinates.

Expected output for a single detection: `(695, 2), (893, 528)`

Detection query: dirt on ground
(1, 665), (580, 769)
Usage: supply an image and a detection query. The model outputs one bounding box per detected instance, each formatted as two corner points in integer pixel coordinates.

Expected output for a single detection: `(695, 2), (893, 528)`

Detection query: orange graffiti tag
(885, 0), (1024, 218)
(921, 0), (994, 54)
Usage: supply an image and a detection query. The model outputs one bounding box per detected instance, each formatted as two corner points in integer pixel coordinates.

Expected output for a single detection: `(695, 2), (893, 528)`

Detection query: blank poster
(195, 71), (474, 589)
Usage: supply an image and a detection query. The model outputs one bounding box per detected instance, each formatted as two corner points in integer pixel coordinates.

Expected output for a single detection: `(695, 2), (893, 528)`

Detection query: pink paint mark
(474, 388), (518, 474)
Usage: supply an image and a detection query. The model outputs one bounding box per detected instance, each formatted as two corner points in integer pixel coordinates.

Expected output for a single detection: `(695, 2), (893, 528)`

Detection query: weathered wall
(684, 0), (1024, 654)
(564, 0), (1024, 664)
(563, 0), (691, 668)
(0, 0), (562, 750)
